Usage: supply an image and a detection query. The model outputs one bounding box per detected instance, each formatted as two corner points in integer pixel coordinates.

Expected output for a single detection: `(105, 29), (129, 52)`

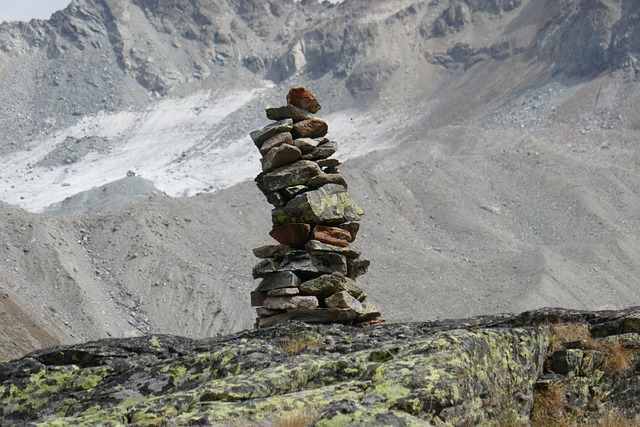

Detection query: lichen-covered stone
(272, 183), (363, 226)
(299, 272), (365, 301)
(2, 308), (640, 426)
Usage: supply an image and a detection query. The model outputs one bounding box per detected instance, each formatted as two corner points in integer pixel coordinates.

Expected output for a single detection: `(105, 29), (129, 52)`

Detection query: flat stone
(266, 105), (316, 122)
(280, 251), (348, 276)
(317, 158), (341, 169)
(252, 244), (290, 259)
(306, 240), (361, 258)
(347, 257), (370, 279)
(255, 271), (302, 291)
(307, 173), (347, 189)
(251, 291), (268, 307)
(287, 308), (360, 323)
(293, 118), (328, 139)
(268, 288), (300, 297)
(301, 140), (338, 160)
(312, 225), (353, 247)
(269, 223), (311, 247)
(299, 273), (366, 301)
(272, 184), (363, 226)
(287, 86), (322, 113)
(256, 307), (285, 317)
(324, 291), (366, 314)
(250, 119), (293, 147)
(263, 296), (319, 310)
(262, 160), (322, 192)
(259, 131), (293, 156)
(262, 144), (302, 173)
(355, 303), (383, 322)
(258, 312), (290, 328)
(292, 138), (320, 154)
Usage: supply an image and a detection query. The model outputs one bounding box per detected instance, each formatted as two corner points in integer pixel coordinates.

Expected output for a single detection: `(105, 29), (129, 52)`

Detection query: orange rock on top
(287, 87), (322, 113)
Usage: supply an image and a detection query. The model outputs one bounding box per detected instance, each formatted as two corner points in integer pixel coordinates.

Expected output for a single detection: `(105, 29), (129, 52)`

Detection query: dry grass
(601, 342), (634, 374)
(280, 334), (321, 355)
(548, 323), (599, 355)
(531, 383), (569, 427)
(269, 412), (317, 427)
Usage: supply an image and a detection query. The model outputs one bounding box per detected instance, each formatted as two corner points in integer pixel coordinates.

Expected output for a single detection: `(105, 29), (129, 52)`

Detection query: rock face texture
(1, 307), (639, 426)
(251, 87), (382, 328)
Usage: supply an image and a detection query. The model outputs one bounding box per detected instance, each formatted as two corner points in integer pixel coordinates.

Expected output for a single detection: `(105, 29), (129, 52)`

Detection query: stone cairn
(250, 87), (383, 328)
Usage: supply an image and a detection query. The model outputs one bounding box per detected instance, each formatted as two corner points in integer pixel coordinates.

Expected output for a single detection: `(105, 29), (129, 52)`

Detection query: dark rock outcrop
(1, 307), (638, 426)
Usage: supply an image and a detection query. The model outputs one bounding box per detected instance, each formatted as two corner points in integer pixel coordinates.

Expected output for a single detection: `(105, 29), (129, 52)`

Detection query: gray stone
(256, 307), (285, 317)
(262, 160), (322, 192)
(272, 184), (363, 226)
(338, 222), (360, 241)
(317, 158), (341, 169)
(347, 257), (370, 279)
(287, 308), (361, 323)
(262, 144), (302, 173)
(324, 291), (366, 314)
(307, 172), (347, 189)
(266, 105), (316, 122)
(257, 312), (290, 328)
(251, 291), (268, 307)
(306, 239), (361, 258)
(259, 131), (293, 156)
(302, 140), (338, 160)
(292, 138), (320, 154)
(279, 251), (348, 276)
(268, 288), (300, 297)
(252, 244), (289, 259)
(253, 258), (279, 279)
(255, 271), (302, 291)
(267, 191), (287, 207)
(250, 119), (293, 147)
(263, 296), (319, 310)
(299, 273), (366, 301)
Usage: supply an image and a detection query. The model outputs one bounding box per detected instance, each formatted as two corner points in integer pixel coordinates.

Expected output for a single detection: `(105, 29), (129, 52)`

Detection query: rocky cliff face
(1, 307), (639, 426)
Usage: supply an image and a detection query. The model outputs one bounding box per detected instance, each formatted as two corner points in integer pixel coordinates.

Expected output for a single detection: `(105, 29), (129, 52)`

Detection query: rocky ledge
(1, 307), (639, 426)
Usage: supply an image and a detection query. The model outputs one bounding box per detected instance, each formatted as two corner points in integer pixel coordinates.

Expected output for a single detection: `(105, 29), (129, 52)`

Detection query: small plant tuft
(280, 333), (321, 355)
(601, 342), (634, 375)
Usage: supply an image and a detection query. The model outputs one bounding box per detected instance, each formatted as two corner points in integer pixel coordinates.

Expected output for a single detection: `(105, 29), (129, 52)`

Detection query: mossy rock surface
(1, 307), (639, 426)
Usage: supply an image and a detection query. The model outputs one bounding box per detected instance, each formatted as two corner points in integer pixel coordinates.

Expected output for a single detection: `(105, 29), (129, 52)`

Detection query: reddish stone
(293, 118), (328, 139)
(312, 225), (352, 247)
(270, 223), (311, 247)
(286, 87), (322, 113)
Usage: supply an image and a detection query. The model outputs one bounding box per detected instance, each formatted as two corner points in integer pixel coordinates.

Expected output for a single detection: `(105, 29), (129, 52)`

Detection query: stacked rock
(250, 87), (383, 328)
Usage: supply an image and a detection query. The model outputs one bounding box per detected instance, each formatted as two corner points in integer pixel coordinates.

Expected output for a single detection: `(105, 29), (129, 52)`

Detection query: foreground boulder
(1, 307), (639, 426)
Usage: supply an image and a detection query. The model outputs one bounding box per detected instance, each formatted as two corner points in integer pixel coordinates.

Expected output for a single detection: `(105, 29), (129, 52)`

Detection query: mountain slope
(0, 0), (640, 362)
